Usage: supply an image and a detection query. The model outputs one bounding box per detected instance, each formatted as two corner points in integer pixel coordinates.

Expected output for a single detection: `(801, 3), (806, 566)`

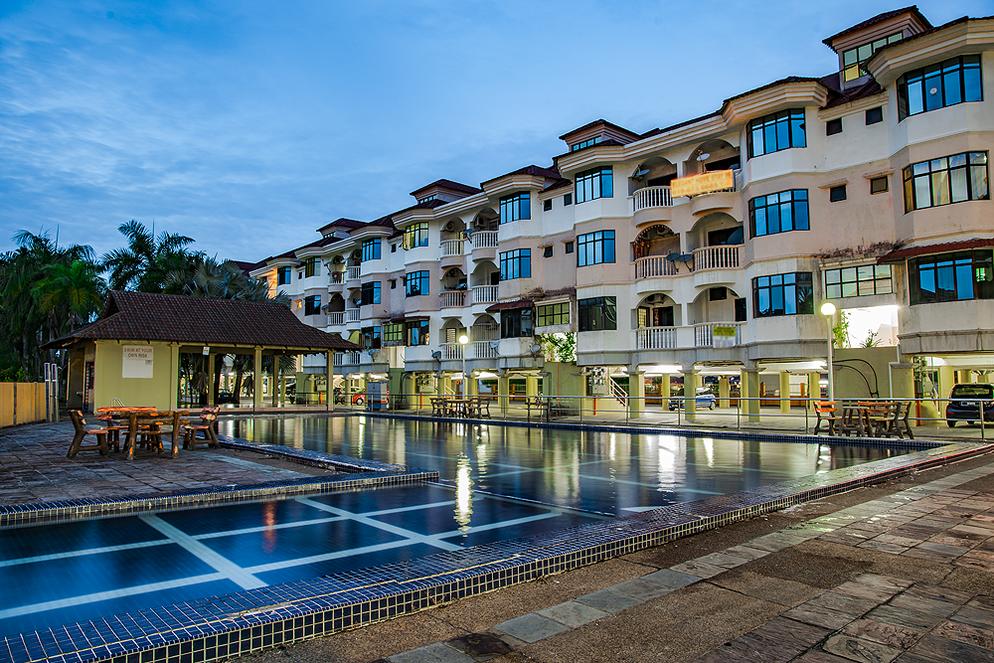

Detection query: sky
(0, 0), (989, 263)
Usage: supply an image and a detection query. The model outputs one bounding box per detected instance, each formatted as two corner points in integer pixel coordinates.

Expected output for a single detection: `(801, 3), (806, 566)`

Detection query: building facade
(249, 7), (994, 414)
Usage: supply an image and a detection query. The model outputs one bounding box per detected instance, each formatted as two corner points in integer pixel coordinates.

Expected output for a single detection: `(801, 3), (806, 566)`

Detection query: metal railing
(471, 230), (498, 249)
(346, 266), (361, 281)
(631, 185), (673, 213)
(344, 308), (360, 323)
(440, 343), (464, 360)
(470, 340), (498, 359)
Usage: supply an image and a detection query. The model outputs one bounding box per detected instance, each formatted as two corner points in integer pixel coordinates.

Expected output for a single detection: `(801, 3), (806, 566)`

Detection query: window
(910, 251), (994, 305)
(842, 32), (903, 82)
(391, 243), (398, 253)
(709, 287), (728, 301)
(277, 266), (291, 286)
(500, 308), (533, 338)
(578, 297), (617, 331)
(563, 193), (573, 206)
(824, 264), (893, 298)
(576, 230), (616, 266)
(389, 279), (396, 289)
(564, 241), (574, 254)
(360, 281), (381, 305)
(405, 319), (429, 346)
(898, 55), (982, 120)
(403, 222), (429, 249)
(749, 189), (809, 237)
(303, 295), (321, 316)
(499, 192), (530, 223)
(870, 176), (889, 194)
(304, 257), (320, 278)
(637, 304), (673, 328)
(361, 238), (381, 262)
(405, 270), (430, 297)
(416, 194), (436, 204)
(747, 109), (806, 158)
(536, 302), (569, 327)
(361, 326), (381, 350)
(903, 151), (989, 212)
(571, 136), (603, 152)
(865, 107), (883, 125)
(574, 167), (613, 203)
(499, 249), (531, 280)
(384, 323), (404, 346)
(735, 297), (747, 322)
(830, 185), (847, 202)
(543, 199), (553, 212)
(752, 272), (813, 317)
(826, 118), (842, 135)
(543, 246), (553, 258)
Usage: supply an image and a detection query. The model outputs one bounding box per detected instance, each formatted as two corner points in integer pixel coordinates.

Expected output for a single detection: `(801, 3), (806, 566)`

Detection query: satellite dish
(489, 340), (500, 350)
(529, 343), (542, 355)
(431, 350), (442, 360)
(696, 152), (710, 161)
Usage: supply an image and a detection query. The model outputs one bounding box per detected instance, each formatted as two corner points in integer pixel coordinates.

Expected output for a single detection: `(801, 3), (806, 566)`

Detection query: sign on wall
(711, 326), (739, 349)
(670, 169), (734, 198)
(122, 345), (154, 379)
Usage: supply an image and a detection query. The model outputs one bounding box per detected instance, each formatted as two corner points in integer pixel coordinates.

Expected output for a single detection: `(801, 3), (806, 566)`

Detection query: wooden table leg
(127, 413), (137, 460)
(171, 411), (181, 458)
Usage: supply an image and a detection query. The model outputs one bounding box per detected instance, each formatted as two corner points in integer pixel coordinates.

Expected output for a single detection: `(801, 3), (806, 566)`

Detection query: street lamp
(820, 302), (837, 401)
(458, 334), (470, 396)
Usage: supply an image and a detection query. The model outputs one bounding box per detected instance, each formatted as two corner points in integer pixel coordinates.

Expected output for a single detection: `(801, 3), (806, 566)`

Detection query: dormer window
(416, 194), (437, 204)
(842, 32), (903, 82)
(571, 136), (603, 152)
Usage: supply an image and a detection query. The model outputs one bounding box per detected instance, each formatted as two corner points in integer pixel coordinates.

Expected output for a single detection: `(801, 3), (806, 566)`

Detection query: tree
(101, 220), (201, 292)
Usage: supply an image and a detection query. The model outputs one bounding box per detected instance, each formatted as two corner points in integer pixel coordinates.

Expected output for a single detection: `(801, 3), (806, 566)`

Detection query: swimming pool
(1, 416), (906, 639)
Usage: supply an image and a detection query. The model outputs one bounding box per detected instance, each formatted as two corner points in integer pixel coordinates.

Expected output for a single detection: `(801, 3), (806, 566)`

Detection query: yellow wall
(93, 340), (178, 411)
(0, 382), (46, 427)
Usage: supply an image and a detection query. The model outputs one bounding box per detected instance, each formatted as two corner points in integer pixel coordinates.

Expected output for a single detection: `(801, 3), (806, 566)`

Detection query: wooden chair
(812, 401), (842, 435)
(67, 409), (116, 458)
(476, 396), (491, 418)
(430, 397), (445, 417)
(183, 407), (219, 449)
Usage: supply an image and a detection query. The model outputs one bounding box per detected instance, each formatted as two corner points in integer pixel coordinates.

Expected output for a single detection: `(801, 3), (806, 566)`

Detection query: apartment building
(249, 6), (993, 413)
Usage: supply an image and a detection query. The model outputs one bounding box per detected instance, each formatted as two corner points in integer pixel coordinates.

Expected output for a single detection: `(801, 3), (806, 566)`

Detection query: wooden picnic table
(96, 407), (191, 459)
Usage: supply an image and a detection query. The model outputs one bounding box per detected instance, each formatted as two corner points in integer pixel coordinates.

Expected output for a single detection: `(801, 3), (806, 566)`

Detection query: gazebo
(45, 291), (359, 412)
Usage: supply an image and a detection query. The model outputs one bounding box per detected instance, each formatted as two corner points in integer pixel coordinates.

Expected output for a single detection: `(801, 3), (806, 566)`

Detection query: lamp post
(820, 302), (837, 401)
(458, 334), (470, 396)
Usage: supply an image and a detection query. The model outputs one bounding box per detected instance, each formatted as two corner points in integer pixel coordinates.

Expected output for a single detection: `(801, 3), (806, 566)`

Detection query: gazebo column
(272, 353), (280, 407)
(253, 346), (263, 410)
(326, 350), (336, 412)
(207, 352), (217, 406)
(169, 343), (180, 411)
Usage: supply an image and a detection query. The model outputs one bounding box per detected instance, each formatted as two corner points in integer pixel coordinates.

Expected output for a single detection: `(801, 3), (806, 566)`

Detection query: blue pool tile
(255, 543), (439, 585)
(0, 517), (163, 561)
(308, 483), (455, 514)
(158, 498), (332, 536)
(368, 498), (547, 536)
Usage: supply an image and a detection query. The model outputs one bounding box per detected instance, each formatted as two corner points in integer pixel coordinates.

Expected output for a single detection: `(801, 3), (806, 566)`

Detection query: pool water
(0, 416), (905, 638)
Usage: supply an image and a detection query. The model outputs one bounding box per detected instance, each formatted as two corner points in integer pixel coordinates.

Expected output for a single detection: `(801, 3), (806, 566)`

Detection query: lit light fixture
(820, 302), (837, 317)
(458, 334), (469, 345)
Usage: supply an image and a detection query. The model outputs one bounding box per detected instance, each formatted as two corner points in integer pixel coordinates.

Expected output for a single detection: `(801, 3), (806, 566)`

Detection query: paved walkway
(247, 453), (994, 663)
(0, 422), (331, 503)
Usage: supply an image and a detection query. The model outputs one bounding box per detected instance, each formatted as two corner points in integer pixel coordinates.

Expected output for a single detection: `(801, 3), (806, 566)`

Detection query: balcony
(636, 326), (678, 350)
(471, 285), (498, 305)
(470, 231), (498, 261)
(334, 350), (361, 367)
(631, 186), (674, 225)
(692, 245), (742, 286)
(344, 308), (360, 324)
(470, 340), (499, 360)
(329, 271), (346, 289)
(440, 238), (465, 257)
(693, 321), (744, 348)
(326, 311), (345, 327)
(346, 265), (361, 284)
(634, 255), (678, 279)
(686, 171), (742, 217)
(439, 290), (466, 308)
(441, 343), (464, 361)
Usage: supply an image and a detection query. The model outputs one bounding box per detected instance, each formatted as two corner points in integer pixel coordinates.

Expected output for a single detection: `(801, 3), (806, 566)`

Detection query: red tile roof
(877, 238), (994, 263)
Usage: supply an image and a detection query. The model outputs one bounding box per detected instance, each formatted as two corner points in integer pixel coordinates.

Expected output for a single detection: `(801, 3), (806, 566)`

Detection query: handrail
(471, 285), (498, 305)
(631, 185), (673, 213)
(471, 231), (498, 249)
(634, 255), (678, 279)
(692, 245), (741, 271)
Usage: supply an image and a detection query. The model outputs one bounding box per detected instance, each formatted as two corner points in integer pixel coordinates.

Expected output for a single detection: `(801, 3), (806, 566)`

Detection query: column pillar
(467, 373), (479, 396)
(253, 347), (263, 410)
(525, 374), (539, 398)
(272, 353), (280, 407)
(207, 352), (217, 406)
(326, 350), (336, 411)
(684, 369), (699, 421)
(718, 376), (730, 409)
(660, 374), (671, 400)
(779, 371), (792, 414)
(628, 371), (645, 419)
(743, 369), (761, 423)
(168, 343), (180, 411)
(807, 372), (821, 405)
(497, 371), (510, 415)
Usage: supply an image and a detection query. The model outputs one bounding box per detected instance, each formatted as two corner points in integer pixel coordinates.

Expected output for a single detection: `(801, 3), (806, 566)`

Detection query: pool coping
(0, 436), (431, 528)
(3, 434), (990, 663)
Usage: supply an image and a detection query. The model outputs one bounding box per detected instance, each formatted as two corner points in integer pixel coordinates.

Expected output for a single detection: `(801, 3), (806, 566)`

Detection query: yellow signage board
(670, 170), (734, 198)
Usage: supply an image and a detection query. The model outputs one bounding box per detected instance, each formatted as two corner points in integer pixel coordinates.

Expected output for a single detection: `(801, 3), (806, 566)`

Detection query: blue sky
(0, 0), (988, 262)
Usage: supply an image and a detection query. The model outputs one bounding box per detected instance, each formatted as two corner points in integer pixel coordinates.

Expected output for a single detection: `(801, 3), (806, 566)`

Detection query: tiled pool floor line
(0, 418), (990, 663)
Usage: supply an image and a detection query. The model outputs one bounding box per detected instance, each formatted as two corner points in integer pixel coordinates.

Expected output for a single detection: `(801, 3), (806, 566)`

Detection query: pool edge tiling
(3, 439), (989, 663)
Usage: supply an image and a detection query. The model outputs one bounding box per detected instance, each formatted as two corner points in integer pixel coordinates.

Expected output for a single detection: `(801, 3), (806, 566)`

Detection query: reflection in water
(262, 502), (277, 553)
(454, 454), (473, 532)
(219, 416), (907, 515)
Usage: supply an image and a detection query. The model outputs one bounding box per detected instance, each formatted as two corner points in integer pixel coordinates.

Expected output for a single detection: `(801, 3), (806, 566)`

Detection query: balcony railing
(344, 308), (360, 323)
(326, 311), (345, 326)
(346, 266), (361, 281)
(334, 350), (361, 367)
(440, 290), (466, 308)
(634, 255), (678, 279)
(636, 326), (678, 350)
(441, 343), (464, 360)
(694, 321), (744, 348)
(631, 186), (673, 213)
(329, 271), (345, 284)
(693, 245), (741, 271)
(471, 285), (498, 305)
(470, 340), (498, 360)
(471, 230), (498, 249)
(440, 238), (465, 257)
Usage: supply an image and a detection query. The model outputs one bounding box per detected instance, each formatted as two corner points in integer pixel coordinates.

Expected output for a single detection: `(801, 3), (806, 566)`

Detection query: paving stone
(610, 577), (678, 601)
(910, 634), (994, 662)
(866, 605), (946, 631)
(955, 550), (994, 572)
(387, 642), (475, 663)
(573, 588), (641, 614)
(725, 545), (770, 561)
(784, 603), (857, 631)
(536, 601), (608, 628)
(951, 604), (994, 630)
(670, 558), (728, 578)
(843, 619), (925, 650)
(913, 542), (971, 557)
(445, 632), (513, 661)
(695, 551), (755, 570)
(933, 619), (994, 650)
(807, 591), (879, 617)
(822, 634), (901, 663)
(493, 613), (569, 644)
(641, 567), (700, 590)
(836, 576), (908, 602)
(858, 540), (910, 555)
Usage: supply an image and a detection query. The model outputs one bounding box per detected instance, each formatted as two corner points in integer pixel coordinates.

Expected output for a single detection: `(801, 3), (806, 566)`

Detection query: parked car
(668, 389), (717, 411)
(946, 383), (994, 426)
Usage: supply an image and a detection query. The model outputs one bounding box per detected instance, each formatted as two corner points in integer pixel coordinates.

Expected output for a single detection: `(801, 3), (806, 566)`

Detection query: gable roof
(409, 179), (482, 198)
(822, 5), (931, 46)
(47, 291), (358, 350)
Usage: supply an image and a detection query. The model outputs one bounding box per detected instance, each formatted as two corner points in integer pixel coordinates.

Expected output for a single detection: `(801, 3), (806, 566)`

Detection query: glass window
(361, 326), (381, 350)
(564, 241), (574, 254)
(752, 272), (814, 317)
(360, 281), (381, 305)
(303, 295), (321, 316)
(842, 32), (903, 81)
(826, 118), (842, 135)
(384, 323), (404, 346)
(405, 270), (430, 297)
(499, 192), (531, 223)
(499, 249), (531, 280)
(824, 264), (893, 298)
(574, 167), (614, 204)
(865, 107), (883, 125)
(277, 266), (291, 286)
(898, 55), (982, 120)
(830, 185), (847, 202)
(536, 302), (570, 327)
(749, 189), (809, 237)
(870, 176), (889, 194)
(500, 308), (533, 338)
(578, 297), (617, 331)
(403, 222), (430, 249)
(903, 151), (989, 212)
(748, 109), (806, 158)
(361, 238), (381, 262)
(563, 193), (573, 206)
(543, 199), (552, 211)
(909, 250), (994, 304)
(576, 230), (616, 267)
(405, 319), (429, 346)
(571, 136), (603, 152)
(304, 257), (320, 278)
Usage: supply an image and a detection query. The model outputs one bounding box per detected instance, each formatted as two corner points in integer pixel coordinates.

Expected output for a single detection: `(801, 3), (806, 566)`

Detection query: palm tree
(33, 259), (105, 330)
(102, 220), (202, 292)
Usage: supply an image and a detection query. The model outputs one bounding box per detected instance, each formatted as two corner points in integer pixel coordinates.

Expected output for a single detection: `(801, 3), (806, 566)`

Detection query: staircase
(609, 378), (629, 410)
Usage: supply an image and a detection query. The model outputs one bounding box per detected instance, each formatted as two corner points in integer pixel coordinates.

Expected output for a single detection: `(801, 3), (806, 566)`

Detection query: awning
(486, 299), (533, 313)
(877, 238), (994, 263)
